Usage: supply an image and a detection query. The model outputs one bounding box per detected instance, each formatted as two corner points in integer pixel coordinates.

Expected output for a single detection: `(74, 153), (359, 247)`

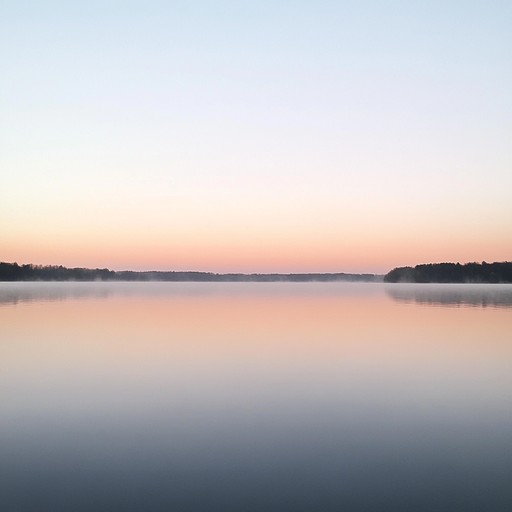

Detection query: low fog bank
(386, 283), (512, 308)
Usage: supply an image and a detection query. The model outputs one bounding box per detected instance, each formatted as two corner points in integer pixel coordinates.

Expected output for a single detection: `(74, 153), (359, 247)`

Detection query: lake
(1, 282), (511, 511)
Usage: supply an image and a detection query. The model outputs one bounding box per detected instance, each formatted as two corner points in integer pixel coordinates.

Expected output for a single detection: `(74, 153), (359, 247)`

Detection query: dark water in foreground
(1, 282), (511, 511)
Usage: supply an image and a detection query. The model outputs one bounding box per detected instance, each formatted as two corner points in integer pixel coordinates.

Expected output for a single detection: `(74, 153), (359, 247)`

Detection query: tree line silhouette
(384, 262), (512, 283)
(0, 262), (380, 282)
(3, 261), (511, 283)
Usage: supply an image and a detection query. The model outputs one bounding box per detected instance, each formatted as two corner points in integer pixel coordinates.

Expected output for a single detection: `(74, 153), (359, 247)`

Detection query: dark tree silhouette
(0, 262), (381, 282)
(384, 262), (512, 283)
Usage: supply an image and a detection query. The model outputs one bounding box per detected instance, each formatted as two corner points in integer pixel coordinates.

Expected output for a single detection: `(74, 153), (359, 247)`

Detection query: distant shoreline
(2, 261), (512, 284)
(0, 262), (382, 282)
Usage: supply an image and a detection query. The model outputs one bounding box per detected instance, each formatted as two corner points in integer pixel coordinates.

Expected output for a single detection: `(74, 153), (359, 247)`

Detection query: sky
(1, 1), (511, 273)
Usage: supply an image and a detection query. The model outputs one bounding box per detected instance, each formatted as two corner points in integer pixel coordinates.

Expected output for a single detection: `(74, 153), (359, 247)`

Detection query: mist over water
(1, 282), (511, 511)
(386, 283), (512, 308)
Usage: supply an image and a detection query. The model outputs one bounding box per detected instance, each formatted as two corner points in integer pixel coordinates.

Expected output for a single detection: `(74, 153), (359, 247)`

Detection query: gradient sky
(1, 1), (511, 273)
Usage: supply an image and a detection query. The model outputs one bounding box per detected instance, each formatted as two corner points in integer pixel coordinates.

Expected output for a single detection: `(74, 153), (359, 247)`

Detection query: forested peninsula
(384, 262), (512, 283)
(0, 262), (380, 282)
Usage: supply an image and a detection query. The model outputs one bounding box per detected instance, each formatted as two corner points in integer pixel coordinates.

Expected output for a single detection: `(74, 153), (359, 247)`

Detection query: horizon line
(1, 261), (383, 276)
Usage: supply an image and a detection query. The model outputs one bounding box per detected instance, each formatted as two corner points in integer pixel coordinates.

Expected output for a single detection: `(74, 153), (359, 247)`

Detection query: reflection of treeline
(384, 262), (512, 283)
(0, 262), (380, 282)
(385, 284), (512, 308)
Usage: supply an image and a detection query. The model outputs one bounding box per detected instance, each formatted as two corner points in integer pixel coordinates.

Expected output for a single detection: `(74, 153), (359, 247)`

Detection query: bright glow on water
(1, 282), (511, 511)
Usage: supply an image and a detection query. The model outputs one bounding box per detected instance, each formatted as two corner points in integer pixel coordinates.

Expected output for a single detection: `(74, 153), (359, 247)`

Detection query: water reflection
(0, 281), (382, 305)
(0, 282), (113, 305)
(386, 283), (512, 308)
(1, 282), (511, 511)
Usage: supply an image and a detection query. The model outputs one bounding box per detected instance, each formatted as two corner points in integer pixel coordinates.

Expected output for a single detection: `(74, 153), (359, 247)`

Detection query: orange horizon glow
(3, 184), (510, 274)
(2, 241), (511, 275)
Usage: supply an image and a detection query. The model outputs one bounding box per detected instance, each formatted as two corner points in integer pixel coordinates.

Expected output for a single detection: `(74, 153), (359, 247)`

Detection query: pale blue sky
(1, 1), (511, 271)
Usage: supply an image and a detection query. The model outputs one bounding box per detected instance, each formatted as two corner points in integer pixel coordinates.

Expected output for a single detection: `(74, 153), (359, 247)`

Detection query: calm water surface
(1, 282), (511, 511)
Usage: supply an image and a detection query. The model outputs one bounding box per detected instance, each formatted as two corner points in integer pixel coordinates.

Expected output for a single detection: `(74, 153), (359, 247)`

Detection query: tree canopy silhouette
(384, 262), (512, 283)
(0, 262), (380, 282)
